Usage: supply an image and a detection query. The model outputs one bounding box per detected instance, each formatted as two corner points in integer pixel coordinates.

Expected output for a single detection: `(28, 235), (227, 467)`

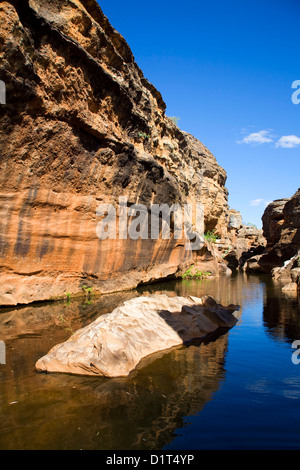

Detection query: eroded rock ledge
(245, 188), (300, 291)
(0, 0), (230, 306)
(35, 294), (239, 377)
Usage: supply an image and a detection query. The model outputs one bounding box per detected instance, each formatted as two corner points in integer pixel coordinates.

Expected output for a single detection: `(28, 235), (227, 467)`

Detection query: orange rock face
(0, 0), (229, 305)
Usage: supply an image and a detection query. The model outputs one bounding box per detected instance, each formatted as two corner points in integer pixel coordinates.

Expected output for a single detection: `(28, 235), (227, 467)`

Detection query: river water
(0, 273), (300, 450)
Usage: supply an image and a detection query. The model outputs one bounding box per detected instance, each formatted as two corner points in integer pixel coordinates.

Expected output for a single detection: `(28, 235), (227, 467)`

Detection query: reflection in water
(0, 334), (229, 450)
(0, 285), (232, 450)
(263, 279), (300, 344)
(0, 273), (300, 449)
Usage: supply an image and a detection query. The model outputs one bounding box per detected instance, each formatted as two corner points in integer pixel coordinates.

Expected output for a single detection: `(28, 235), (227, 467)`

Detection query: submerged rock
(35, 294), (239, 377)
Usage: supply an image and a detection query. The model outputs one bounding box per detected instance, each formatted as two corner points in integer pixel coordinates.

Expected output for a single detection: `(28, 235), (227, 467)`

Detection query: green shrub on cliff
(169, 116), (180, 125)
(182, 265), (211, 279)
(82, 285), (93, 299)
(137, 131), (150, 140)
(204, 231), (217, 243)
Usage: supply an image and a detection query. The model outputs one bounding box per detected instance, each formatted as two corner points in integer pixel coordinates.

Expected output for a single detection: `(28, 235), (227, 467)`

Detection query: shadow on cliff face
(0, 0), (230, 307)
(259, 238), (300, 272)
(245, 232), (300, 275)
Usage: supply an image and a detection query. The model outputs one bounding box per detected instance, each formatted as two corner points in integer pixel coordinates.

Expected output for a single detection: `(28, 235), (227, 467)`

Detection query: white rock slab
(36, 294), (239, 377)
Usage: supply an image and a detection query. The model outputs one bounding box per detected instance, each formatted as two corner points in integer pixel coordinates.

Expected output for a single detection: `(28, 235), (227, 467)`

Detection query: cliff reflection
(0, 327), (229, 450)
(0, 283), (235, 450)
(262, 279), (300, 344)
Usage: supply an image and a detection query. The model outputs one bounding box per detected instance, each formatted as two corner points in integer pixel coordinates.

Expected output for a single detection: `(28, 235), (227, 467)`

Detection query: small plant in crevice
(137, 131), (151, 141)
(204, 230), (217, 243)
(65, 291), (71, 305)
(82, 285), (94, 300)
(182, 265), (211, 279)
(169, 116), (180, 125)
(222, 247), (233, 258)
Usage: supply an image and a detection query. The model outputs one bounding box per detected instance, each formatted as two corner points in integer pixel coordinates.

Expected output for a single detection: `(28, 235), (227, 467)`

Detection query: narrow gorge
(1, 0), (299, 452)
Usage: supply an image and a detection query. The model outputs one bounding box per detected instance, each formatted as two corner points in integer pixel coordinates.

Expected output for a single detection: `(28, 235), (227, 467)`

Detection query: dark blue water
(0, 273), (300, 449)
(166, 275), (300, 450)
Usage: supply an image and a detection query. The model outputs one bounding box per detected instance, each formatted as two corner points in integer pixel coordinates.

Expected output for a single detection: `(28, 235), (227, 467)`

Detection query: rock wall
(262, 199), (289, 247)
(213, 209), (266, 270)
(245, 188), (300, 289)
(0, 0), (230, 305)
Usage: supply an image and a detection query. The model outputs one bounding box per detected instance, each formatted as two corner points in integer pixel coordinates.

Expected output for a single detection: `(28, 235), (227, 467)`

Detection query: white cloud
(275, 135), (300, 148)
(237, 130), (274, 145)
(250, 199), (264, 206)
(250, 199), (272, 207)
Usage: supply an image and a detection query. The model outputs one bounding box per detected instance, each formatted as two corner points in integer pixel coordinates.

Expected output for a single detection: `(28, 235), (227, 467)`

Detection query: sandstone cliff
(212, 208), (266, 271)
(245, 188), (300, 289)
(0, 0), (229, 305)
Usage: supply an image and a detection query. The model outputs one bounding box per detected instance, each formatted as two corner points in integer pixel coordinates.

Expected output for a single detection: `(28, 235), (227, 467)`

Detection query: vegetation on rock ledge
(204, 231), (218, 243)
(182, 265), (212, 279)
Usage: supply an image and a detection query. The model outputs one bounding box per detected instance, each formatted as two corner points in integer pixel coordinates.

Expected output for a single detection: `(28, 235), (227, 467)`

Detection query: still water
(0, 273), (300, 450)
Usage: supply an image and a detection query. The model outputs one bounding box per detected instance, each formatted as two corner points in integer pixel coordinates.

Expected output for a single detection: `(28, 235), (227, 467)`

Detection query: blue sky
(98, 0), (300, 228)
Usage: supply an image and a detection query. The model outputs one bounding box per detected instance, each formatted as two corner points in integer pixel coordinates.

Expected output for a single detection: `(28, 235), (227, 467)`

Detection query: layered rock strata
(213, 209), (266, 270)
(0, 0), (230, 305)
(245, 189), (300, 289)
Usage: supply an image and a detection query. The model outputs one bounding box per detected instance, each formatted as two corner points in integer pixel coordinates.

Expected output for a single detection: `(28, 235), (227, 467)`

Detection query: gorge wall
(219, 209), (266, 270)
(0, 0), (231, 306)
(245, 188), (300, 290)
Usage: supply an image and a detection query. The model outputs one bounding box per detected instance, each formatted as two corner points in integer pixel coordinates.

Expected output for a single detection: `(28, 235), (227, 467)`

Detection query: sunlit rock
(36, 294), (239, 377)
